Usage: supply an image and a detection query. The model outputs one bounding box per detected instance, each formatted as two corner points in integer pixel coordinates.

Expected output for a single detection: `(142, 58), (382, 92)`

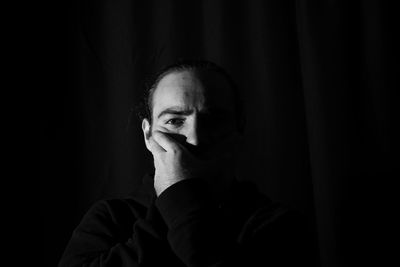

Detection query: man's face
(148, 69), (238, 158)
(142, 69), (242, 196)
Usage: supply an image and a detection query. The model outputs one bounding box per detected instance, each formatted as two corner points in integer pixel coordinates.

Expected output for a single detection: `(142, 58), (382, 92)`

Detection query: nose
(185, 118), (203, 146)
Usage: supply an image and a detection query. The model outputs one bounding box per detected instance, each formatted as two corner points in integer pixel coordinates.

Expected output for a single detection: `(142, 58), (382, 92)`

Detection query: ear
(142, 118), (152, 151)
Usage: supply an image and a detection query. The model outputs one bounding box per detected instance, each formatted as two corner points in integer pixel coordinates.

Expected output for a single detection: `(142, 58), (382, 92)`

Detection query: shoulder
(238, 199), (319, 265)
(250, 203), (306, 235)
(235, 182), (309, 242)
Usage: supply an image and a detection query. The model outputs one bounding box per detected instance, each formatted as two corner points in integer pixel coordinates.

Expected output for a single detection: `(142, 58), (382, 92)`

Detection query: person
(59, 60), (318, 267)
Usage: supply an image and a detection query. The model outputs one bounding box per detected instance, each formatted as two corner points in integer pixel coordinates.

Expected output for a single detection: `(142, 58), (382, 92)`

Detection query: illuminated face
(148, 69), (237, 153)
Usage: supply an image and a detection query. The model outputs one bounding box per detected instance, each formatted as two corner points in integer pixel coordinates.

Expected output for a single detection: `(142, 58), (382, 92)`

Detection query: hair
(136, 59), (246, 134)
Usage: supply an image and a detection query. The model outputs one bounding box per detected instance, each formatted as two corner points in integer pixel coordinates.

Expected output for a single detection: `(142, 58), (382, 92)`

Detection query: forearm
(59, 238), (140, 267)
(155, 179), (318, 267)
(58, 200), (164, 267)
(155, 179), (239, 267)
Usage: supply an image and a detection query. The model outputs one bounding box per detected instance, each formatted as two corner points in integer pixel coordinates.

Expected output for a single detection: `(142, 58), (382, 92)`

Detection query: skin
(142, 69), (242, 198)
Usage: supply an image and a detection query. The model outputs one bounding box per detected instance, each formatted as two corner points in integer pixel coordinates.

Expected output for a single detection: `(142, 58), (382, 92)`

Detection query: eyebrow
(156, 106), (233, 119)
(157, 107), (194, 119)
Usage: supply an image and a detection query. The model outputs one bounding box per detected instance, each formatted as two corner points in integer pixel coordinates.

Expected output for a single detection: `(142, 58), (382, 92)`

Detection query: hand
(148, 131), (200, 196)
(148, 131), (241, 196)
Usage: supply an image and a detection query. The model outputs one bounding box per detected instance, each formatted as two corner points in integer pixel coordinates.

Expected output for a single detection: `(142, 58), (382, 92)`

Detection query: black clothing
(59, 175), (317, 267)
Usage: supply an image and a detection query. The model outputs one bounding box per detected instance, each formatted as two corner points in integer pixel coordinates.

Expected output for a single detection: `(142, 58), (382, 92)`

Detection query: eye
(165, 118), (185, 127)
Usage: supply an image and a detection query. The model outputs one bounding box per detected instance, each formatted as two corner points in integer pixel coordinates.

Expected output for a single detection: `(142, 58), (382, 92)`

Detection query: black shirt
(59, 175), (317, 267)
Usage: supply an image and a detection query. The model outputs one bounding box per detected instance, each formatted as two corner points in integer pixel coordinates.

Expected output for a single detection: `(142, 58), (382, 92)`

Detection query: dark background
(41, 0), (398, 266)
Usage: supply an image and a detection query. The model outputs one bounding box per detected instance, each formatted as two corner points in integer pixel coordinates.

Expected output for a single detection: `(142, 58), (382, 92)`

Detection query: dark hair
(136, 59), (246, 133)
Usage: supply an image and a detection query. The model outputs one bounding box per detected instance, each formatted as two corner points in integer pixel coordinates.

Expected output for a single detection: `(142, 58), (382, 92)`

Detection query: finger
(148, 136), (166, 154)
(152, 131), (180, 152)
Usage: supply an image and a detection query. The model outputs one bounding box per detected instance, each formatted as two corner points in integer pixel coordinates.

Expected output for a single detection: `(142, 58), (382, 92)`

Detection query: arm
(58, 199), (157, 267)
(156, 179), (319, 267)
(147, 131), (318, 267)
(156, 179), (235, 267)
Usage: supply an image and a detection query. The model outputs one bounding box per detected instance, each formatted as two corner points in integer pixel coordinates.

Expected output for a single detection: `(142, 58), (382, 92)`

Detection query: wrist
(154, 176), (185, 196)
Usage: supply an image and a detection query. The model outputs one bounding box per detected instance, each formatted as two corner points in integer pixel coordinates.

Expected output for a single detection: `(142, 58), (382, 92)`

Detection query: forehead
(152, 70), (235, 117)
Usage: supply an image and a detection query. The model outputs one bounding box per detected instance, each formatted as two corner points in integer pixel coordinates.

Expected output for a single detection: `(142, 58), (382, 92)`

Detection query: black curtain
(41, 0), (398, 266)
